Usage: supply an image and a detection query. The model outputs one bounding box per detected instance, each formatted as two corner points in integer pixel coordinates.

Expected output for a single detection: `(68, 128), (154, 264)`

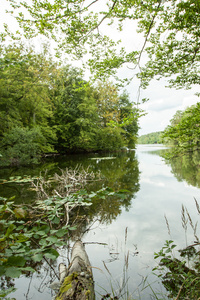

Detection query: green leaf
(88, 192), (96, 198)
(0, 287), (17, 297)
(21, 266), (35, 273)
(68, 226), (76, 231)
(46, 236), (58, 243)
(37, 231), (47, 236)
(55, 228), (68, 237)
(5, 266), (22, 278)
(39, 239), (49, 247)
(7, 256), (26, 267)
(52, 217), (60, 224)
(33, 234), (40, 239)
(0, 265), (6, 276)
(17, 234), (29, 242)
(165, 248), (171, 253)
(32, 253), (43, 262)
(44, 248), (59, 260)
(5, 224), (16, 237)
(171, 244), (177, 249)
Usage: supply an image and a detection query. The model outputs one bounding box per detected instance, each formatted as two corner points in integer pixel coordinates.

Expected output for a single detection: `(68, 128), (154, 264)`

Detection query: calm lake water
(1, 144), (200, 299)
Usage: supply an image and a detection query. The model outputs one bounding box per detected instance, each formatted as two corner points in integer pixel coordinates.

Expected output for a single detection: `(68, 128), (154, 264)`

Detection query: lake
(1, 144), (200, 299)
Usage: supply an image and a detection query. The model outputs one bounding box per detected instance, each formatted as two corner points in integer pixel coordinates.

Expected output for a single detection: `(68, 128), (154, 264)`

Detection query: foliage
(162, 103), (200, 154)
(51, 66), (99, 152)
(0, 127), (52, 166)
(0, 167), (129, 283)
(3, 0), (200, 89)
(154, 241), (200, 299)
(138, 0), (200, 89)
(0, 42), (57, 166)
(0, 42), (139, 166)
(137, 131), (163, 144)
(0, 42), (56, 134)
(94, 83), (140, 150)
(153, 200), (200, 299)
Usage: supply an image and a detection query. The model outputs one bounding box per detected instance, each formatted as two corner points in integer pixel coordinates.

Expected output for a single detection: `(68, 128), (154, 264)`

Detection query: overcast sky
(136, 80), (199, 135)
(1, 0), (200, 136)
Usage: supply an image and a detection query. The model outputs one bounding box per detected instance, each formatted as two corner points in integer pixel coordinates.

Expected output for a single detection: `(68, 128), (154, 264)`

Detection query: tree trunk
(55, 240), (95, 300)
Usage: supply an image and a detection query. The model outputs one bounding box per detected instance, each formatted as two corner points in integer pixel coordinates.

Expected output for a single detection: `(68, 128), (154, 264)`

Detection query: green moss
(55, 273), (78, 300)
(85, 289), (90, 296)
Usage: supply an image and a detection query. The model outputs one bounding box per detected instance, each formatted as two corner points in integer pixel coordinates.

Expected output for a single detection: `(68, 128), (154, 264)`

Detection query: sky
(137, 80), (199, 135)
(1, 0), (200, 136)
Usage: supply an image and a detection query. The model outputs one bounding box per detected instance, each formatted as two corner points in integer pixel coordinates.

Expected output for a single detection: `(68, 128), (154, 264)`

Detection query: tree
(0, 42), (57, 140)
(51, 66), (99, 152)
(118, 91), (140, 148)
(94, 82), (139, 150)
(0, 127), (47, 166)
(0, 42), (58, 165)
(138, 131), (163, 144)
(162, 103), (200, 152)
(138, 0), (200, 89)
(3, 0), (200, 89)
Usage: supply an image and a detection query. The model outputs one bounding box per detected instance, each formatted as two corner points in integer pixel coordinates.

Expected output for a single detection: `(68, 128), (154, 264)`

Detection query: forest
(0, 43), (140, 167)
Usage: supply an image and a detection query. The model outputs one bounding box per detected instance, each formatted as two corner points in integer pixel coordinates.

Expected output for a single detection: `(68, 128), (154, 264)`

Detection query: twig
(83, 241), (107, 246)
(31, 238), (59, 279)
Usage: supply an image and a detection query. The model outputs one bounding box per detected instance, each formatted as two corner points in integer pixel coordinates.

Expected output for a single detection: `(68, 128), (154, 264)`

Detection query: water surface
(1, 145), (200, 299)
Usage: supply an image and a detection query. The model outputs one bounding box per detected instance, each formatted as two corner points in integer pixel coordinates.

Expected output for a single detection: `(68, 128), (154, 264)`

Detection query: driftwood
(55, 240), (95, 300)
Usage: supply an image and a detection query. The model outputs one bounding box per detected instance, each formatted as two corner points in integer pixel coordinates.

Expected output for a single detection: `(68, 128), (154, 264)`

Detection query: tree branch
(137, 0), (163, 67)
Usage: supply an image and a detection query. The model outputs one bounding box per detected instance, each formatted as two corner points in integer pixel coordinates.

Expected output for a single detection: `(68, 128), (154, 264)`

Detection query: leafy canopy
(3, 0), (200, 88)
(162, 103), (200, 153)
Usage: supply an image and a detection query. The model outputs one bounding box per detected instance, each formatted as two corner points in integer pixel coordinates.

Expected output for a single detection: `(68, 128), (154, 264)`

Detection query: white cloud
(137, 80), (200, 135)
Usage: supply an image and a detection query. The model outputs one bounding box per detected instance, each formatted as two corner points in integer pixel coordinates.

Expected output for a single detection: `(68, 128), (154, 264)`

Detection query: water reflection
(2, 145), (200, 300)
(0, 150), (140, 300)
(160, 149), (200, 188)
(0, 151), (140, 206)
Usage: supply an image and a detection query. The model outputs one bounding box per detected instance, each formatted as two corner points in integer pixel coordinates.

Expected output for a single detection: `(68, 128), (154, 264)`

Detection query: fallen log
(55, 240), (95, 300)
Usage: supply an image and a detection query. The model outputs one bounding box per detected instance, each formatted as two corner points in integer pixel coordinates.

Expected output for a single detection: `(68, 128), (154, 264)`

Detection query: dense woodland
(1, 0), (200, 166)
(0, 43), (140, 167)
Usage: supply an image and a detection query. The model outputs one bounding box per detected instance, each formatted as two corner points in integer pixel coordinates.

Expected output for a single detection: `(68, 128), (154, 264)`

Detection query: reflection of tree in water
(87, 151), (140, 223)
(0, 151), (139, 204)
(161, 150), (200, 188)
(0, 151), (140, 299)
(68, 151), (140, 236)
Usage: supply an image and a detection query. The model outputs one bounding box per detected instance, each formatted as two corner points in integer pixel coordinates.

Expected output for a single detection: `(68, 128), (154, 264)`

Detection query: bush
(0, 127), (49, 166)
(96, 127), (125, 151)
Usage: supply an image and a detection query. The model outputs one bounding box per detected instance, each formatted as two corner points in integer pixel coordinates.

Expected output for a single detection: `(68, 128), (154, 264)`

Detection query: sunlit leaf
(32, 253), (43, 262)
(46, 236), (58, 243)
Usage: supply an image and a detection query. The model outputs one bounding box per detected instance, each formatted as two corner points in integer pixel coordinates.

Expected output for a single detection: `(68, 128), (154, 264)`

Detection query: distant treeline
(138, 101), (200, 154)
(137, 131), (163, 144)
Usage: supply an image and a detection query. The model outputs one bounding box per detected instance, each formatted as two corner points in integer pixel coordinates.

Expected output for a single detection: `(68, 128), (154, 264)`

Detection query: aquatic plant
(153, 198), (200, 299)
